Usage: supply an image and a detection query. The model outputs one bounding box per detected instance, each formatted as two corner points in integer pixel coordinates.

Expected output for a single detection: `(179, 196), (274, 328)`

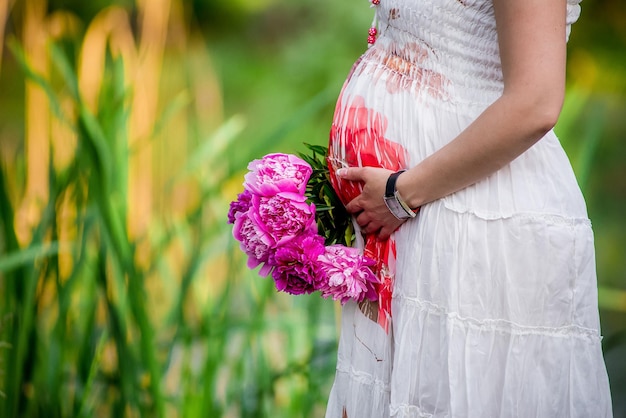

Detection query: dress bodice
(371, 0), (582, 106)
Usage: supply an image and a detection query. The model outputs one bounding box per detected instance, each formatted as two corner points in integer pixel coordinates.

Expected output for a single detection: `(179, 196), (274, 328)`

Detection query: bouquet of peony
(227, 145), (377, 304)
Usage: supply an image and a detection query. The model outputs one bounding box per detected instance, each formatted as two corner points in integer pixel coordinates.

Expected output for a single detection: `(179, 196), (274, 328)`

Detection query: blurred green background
(0, 0), (624, 416)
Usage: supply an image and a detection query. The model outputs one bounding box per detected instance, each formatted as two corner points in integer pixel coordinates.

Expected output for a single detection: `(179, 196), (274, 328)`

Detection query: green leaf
(298, 143), (354, 247)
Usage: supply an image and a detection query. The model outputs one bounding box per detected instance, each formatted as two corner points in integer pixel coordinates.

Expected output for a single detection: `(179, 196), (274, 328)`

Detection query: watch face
(384, 196), (411, 219)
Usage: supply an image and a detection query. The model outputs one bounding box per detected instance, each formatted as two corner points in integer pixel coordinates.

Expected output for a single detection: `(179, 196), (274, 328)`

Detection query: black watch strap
(385, 170), (406, 198)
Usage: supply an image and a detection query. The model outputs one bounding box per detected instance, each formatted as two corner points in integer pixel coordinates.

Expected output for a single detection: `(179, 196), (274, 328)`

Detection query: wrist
(395, 169), (423, 210)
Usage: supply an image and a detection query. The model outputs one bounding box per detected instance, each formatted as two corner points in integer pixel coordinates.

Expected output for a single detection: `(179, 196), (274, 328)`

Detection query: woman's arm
(339, 0), (568, 239)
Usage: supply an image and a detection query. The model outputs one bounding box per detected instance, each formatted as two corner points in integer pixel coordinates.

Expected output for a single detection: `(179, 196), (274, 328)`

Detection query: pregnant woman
(325, 0), (613, 416)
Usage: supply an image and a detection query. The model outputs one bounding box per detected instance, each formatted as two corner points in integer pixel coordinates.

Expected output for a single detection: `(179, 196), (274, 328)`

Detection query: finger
(355, 211), (369, 228)
(363, 224), (381, 236)
(336, 167), (366, 182)
(345, 198), (363, 214)
(379, 220), (404, 240)
(378, 227), (392, 241)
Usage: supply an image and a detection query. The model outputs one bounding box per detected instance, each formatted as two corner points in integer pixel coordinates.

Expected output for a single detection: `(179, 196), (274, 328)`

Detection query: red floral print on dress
(327, 94), (409, 332)
(356, 41), (450, 99)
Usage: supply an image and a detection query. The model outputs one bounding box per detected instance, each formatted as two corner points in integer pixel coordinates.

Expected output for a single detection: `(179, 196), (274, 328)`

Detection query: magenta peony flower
(229, 150), (379, 305)
(270, 233), (326, 295)
(227, 189), (253, 224)
(232, 211), (274, 276)
(251, 192), (317, 246)
(244, 153), (312, 196)
(316, 245), (378, 304)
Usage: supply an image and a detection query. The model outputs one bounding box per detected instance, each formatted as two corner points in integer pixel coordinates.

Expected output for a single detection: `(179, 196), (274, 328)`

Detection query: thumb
(336, 167), (366, 181)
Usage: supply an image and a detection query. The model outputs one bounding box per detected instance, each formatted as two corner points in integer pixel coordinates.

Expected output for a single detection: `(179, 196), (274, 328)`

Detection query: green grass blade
(0, 243), (63, 273)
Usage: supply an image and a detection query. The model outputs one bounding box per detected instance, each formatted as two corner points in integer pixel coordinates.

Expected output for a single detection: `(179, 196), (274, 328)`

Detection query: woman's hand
(337, 167), (406, 240)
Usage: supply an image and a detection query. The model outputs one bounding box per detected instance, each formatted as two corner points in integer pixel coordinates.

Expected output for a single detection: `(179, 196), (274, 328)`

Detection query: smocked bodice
(369, 0), (582, 106)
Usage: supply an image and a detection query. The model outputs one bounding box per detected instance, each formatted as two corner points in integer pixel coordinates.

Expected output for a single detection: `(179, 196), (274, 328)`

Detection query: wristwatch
(383, 170), (420, 220)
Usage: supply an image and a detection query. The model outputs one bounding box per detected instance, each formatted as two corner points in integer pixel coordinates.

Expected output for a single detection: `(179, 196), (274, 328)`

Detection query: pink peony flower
(316, 245), (378, 304)
(229, 151), (379, 306)
(227, 189), (253, 224)
(244, 153), (312, 196)
(270, 233), (326, 295)
(251, 192), (317, 247)
(232, 211), (274, 276)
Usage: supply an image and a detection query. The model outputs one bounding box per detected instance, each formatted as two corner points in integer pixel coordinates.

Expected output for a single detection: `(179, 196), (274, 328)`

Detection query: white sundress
(324, 0), (613, 417)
